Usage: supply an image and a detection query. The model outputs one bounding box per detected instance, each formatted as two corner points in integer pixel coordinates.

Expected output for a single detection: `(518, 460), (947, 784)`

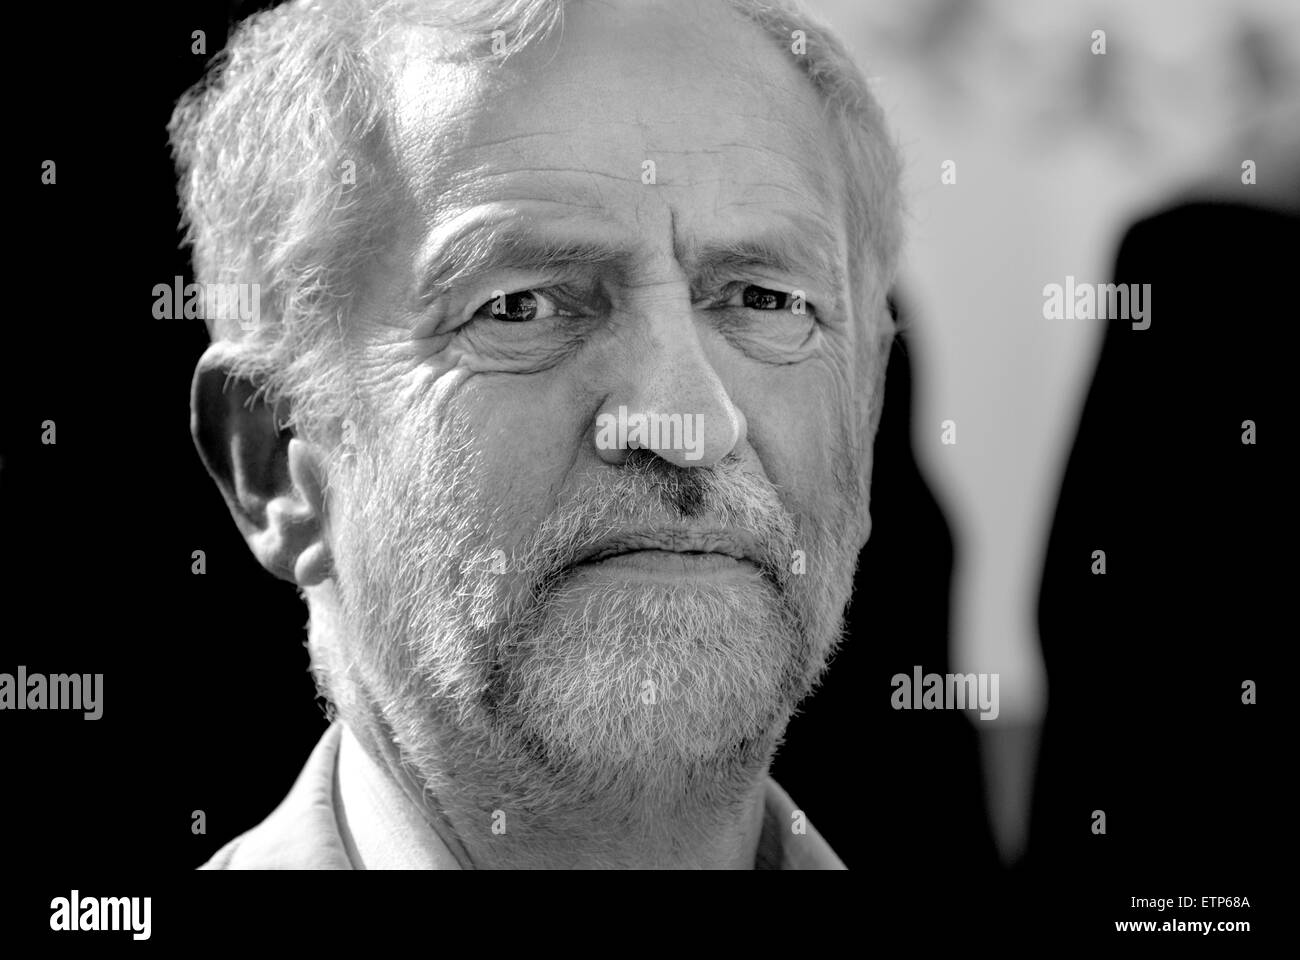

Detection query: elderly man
(176, 0), (901, 870)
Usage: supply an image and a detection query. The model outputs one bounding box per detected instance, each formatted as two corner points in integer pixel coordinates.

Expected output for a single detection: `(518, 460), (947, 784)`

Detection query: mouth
(570, 529), (761, 575)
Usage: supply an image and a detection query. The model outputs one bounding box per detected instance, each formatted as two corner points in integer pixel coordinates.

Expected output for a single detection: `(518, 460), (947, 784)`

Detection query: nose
(594, 294), (746, 469)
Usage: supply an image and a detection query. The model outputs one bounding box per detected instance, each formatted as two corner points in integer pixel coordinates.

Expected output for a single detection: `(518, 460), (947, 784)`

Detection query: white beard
(316, 403), (864, 845)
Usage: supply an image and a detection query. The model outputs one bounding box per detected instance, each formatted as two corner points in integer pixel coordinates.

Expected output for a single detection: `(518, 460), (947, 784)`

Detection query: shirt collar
(336, 722), (463, 869)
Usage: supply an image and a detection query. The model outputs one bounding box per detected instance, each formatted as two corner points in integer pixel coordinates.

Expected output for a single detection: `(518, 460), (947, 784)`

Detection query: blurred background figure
(806, 0), (1300, 867)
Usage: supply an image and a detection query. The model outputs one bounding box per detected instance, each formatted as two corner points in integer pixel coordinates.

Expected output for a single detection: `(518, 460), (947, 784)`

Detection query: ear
(190, 341), (333, 587)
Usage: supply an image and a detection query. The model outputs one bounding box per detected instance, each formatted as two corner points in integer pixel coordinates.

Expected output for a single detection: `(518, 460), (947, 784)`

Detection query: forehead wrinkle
(711, 140), (838, 211)
(387, 6), (848, 255)
(445, 166), (645, 194)
(447, 106), (836, 206)
(399, 22), (838, 184)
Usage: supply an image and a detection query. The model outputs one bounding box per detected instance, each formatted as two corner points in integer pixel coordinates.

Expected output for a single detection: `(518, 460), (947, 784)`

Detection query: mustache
(468, 450), (801, 602)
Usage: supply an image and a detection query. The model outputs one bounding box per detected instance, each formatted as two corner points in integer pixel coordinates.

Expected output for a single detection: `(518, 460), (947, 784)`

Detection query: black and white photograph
(1, 0), (1291, 944)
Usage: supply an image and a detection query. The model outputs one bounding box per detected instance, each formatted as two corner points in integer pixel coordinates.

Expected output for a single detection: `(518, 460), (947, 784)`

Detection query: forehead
(385, 0), (843, 253)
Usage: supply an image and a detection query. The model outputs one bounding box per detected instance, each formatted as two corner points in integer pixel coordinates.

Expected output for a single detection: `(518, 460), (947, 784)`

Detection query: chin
(480, 597), (801, 782)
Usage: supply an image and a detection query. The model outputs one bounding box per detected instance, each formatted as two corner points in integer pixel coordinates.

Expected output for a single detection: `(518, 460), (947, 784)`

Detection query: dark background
(1, 0), (1286, 939)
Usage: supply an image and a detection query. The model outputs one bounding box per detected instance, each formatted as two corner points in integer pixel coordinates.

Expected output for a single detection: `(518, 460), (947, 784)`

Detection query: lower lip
(572, 550), (757, 578)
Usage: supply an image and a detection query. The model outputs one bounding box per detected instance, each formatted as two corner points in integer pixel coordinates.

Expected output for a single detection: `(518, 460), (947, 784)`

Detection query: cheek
(738, 358), (857, 508)
(404, 363), (588, 547)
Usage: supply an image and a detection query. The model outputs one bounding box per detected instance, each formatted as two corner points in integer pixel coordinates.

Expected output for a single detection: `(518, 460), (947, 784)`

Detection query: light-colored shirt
(200, 722), (845, 870)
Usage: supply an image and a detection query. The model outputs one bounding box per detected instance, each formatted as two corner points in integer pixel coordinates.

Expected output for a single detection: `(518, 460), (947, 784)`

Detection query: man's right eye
(472, 290), (562, 323)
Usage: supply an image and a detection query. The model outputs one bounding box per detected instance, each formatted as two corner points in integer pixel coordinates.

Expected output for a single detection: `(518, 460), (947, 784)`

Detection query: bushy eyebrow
(415, 211), (845, 307)
(684, 224), (846, 302)
(417, 226), (636, 303)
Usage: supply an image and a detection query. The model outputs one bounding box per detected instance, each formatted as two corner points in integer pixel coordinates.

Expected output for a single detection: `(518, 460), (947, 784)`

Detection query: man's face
(324, 0), (886, 813)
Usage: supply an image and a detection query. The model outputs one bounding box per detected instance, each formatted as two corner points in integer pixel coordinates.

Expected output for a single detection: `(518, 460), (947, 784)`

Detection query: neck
(345, 708), (773, 869)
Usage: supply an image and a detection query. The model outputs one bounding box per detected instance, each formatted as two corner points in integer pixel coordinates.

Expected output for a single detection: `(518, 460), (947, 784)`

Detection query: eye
(721, 283), (815, 316)
(472, 289), (563, 323)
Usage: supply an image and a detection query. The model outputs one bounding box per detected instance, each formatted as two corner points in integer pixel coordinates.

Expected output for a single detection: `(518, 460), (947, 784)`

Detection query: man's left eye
(722, 284), (811, 315)
(739, 285), (786, 310)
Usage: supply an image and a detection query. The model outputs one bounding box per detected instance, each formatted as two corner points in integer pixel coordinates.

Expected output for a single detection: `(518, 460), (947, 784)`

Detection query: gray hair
(169, 0), (903, 440)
